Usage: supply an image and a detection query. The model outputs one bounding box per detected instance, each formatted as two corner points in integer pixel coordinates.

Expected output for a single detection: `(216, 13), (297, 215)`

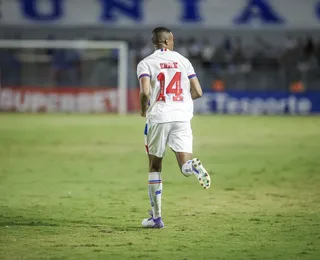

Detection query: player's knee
(148, 154), (163, 172)
(149, 161), (162, 172)
(150, 165), (161, 172)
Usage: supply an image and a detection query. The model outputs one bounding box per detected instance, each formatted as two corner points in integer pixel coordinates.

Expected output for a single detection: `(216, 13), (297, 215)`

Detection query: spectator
(131, 35), (145, 64)
(284, 33), (297, 51)
(304, 36), (315, 58)
(188, 37), (201, 60)
(222, 36), (232, 52)
(139, 41), (153, 60)
(232, 37), (251, 74)
(175, 39), (189, 59)
(298, 37), (318, 73)
(200, 39), (215, 69)
(232, 38), (245, 65)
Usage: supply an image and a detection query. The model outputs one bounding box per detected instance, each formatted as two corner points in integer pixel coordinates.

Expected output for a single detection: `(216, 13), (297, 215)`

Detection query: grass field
(0, 114), (320, 260)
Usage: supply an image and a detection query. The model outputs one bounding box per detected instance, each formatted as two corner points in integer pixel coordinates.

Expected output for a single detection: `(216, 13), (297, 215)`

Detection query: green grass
(0, 114), (320, 260)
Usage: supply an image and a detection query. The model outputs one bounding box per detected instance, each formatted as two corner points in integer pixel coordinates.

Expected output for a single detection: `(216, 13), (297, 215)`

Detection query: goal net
(0, 40), (129, 114)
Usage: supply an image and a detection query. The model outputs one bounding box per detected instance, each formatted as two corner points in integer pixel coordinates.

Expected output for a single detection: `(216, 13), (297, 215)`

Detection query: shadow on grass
(0, 214), (143, 231)
(0, 217), (59, 227)
(98, 226), (145, 233)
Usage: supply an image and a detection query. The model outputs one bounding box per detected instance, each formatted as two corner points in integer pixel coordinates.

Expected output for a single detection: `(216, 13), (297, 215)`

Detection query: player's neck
(155, 46), (171, 51)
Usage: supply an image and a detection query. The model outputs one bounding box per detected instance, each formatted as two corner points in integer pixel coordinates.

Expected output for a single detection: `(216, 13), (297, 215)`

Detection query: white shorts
(144, 121), (193, 158)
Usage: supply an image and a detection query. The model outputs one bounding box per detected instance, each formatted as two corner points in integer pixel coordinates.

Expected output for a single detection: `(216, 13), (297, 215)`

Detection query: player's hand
(140, 110), (146, 117)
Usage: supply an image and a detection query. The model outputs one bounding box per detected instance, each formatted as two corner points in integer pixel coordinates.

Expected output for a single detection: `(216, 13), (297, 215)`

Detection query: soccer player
(137, 27), (211, 229)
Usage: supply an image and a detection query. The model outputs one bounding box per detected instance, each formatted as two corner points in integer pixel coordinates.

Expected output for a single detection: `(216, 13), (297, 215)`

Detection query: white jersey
(137, 48), (196, 124)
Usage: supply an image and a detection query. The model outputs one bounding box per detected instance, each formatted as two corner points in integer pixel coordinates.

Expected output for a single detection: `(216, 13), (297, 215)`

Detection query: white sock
(148, 172), (162, 219)
(182, 160), (193, 177)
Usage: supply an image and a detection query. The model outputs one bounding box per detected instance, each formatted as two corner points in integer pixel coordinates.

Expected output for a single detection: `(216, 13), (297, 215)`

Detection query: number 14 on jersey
(156, 72), (183, 102)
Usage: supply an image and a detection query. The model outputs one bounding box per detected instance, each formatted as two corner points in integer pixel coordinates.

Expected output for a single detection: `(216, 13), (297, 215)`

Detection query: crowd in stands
(132, 34), (320, 90)
(0, 34), (319, 90)
(134, 35), (320, 76)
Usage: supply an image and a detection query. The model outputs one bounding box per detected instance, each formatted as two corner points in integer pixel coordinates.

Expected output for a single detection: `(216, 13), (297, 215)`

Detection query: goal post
(0, 40), (129, 114)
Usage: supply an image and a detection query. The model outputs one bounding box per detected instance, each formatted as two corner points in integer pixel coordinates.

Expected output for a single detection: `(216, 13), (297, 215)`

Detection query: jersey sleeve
(187, 60), (197, 79)
(137, 61), (151, 80)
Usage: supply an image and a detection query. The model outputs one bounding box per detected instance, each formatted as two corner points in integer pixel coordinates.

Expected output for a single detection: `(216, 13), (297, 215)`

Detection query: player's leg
(169, 122), (211, 189)
(141, 122), (167, 228)
(147, 154), (163, 220)
(174, 152), (193, 176)
(175, 152), (211, 189)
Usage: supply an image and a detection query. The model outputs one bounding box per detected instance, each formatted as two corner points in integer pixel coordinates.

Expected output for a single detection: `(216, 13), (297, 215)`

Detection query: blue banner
(1, 0), (320, 28)
(194, 92), (320, 115)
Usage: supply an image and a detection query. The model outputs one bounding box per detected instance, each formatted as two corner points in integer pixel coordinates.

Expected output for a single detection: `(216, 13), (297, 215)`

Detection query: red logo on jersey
(160, 62), (178, 69)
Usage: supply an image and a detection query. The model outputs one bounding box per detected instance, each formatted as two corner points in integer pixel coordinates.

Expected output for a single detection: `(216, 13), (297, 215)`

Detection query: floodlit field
(0, 114), (320, 260)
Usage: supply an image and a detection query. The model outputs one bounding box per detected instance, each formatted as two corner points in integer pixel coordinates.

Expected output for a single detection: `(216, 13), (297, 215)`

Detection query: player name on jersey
(160, 62), (178, 69)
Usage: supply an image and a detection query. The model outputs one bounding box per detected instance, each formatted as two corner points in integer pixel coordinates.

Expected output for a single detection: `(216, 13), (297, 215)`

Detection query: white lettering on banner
(298, 98), (313, 115)
(194, 93), (313, 115)
(226, 97), (239, 114)
(1, 0), (320, 28)
(77, 94), (91, 113)
(60, 95), (74, 112)
(32, 93), (46, 112)
(0, 89), (11, 110)
(93, 92), (105, 112)
(264, 98), (280, 114)
(193, 94), (213, 114)
(15, 92), (29, 112)
(47, 94), (59, 112)
(241, 98), (250, 114)
(0, 89), (118, 113)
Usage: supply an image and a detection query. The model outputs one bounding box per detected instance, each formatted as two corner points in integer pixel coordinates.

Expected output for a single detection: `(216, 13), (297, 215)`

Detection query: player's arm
(139, 76), (151, 117)
(187, 60), (202, 100)
(137, 61), (151, 117)
(190, 76), (203, 100)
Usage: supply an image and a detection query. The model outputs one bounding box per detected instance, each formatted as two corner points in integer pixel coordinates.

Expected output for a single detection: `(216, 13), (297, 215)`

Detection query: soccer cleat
(192, 158), (211, 189)
(141, 216), (164, 229)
